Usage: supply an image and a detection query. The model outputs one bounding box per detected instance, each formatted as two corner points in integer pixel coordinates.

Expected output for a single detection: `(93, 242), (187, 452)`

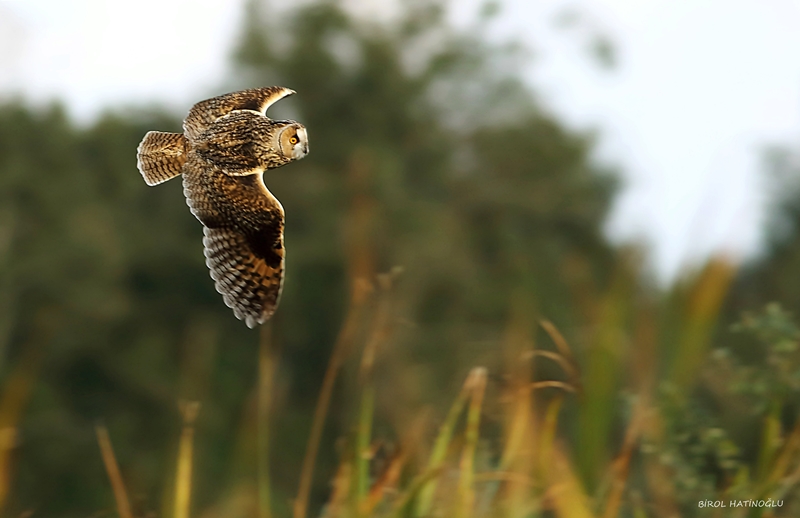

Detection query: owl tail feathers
(137, 131), (187, 186)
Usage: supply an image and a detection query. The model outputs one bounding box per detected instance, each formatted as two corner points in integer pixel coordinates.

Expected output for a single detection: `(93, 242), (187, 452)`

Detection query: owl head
(275, 122), (309, 161)
(188, 94), (309, 172)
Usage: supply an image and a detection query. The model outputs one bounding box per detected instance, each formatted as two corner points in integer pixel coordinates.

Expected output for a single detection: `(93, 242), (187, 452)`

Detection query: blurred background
(1, 0), (800, 516)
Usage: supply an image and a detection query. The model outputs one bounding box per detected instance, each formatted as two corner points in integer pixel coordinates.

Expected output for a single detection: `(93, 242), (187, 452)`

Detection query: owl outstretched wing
(202, 225), (284, 328)
(183, 86), (295, 142)
(182, 155), (285, 328)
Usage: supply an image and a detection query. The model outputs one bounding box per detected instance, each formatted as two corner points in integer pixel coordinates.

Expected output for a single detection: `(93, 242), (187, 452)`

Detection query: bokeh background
(1, 0), (800, 517)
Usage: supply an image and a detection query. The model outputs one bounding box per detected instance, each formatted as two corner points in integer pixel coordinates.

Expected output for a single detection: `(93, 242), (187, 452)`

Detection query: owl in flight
(136, 87), (309, 328)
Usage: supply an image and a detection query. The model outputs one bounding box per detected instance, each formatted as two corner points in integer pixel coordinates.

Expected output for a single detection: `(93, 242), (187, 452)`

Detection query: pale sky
(1, 0), (800, 282)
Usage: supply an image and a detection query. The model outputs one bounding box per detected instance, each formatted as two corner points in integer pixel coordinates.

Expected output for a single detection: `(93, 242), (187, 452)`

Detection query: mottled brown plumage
(136, 87), (309, 327)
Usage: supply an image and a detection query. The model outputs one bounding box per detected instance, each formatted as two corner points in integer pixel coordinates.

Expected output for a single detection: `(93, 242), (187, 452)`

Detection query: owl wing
(202, 224), (284, 328)
(183, 86), (295, 142)
(183, 156), (285, 328)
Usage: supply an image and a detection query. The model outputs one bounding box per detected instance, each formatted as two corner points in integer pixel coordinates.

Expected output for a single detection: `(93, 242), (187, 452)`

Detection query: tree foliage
(0, 0), (631, 514)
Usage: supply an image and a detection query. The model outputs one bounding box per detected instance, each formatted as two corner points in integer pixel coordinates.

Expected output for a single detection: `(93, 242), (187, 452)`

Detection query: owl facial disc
(277, 124), (309, 161)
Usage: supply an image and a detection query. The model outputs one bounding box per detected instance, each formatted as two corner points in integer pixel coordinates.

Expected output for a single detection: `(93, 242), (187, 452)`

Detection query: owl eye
(289, 136), (299, 145)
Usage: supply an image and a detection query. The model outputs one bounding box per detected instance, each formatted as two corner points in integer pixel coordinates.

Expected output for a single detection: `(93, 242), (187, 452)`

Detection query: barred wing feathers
(183, 155), (285, 327)
(136, 131), (187, 186)
(183, 86), (295, 142)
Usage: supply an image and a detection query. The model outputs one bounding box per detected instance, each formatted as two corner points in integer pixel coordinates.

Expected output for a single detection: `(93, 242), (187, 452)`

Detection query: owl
(136, 87), (309, 328)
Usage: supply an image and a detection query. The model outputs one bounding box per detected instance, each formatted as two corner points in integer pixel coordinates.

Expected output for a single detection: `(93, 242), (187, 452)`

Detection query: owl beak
(292, 142), (308, 160)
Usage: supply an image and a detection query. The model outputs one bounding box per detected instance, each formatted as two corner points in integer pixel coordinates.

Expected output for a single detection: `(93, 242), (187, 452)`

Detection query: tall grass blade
(770, 433), (800, 504)
(457, 367), (487, 518)
(641, 408), (680, 516)
(96, 425), (134, 518)
(174, 401), (200, 518)
(324, 460), (352, 518)
(355, 385), (375, 511)
(0, 427), (14, 516)
(495, 293), (536, 518)
(756, 401), (783, 485)
(499, 383), (531, 471)
(540, 321), (580, 389)
(414, 373), (472, 518)
(530, 351), (578, 388)
(530, 381), (576, 393)
(356, 270), (397, 514)
(294, 279), (373, 518)
(668, 258), (735, 392)
(765, 421), (800, 489)
(539, 395), (563, 480)
(497, 384), (533, 518)
(364, 448), (405, 516)
(0, 329), (44, 514)
(548, 448), (596, 518)
(576, 268), (632, 492)
(392, 466), (445, 518)
(601, 400), (645, 518)
(258, 323), (278, 518)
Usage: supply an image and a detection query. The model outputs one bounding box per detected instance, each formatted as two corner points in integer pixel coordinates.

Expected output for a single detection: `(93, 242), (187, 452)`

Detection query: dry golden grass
(4, 255), (799, 517)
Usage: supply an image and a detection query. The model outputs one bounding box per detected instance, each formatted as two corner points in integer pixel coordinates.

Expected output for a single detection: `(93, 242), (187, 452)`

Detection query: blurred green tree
(0, 0), (620, 515)
(726, 147), (800, 314)
(229, 0), (619, 499)
(230, 0), (618, 390)
(717, 146), (800, 453)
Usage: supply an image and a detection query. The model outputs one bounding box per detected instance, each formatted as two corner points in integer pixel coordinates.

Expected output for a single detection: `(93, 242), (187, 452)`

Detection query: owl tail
(136, 131), (187, 186)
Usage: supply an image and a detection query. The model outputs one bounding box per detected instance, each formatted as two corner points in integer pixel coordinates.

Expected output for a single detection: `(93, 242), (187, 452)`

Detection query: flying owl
(136, 86), (309, 328)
